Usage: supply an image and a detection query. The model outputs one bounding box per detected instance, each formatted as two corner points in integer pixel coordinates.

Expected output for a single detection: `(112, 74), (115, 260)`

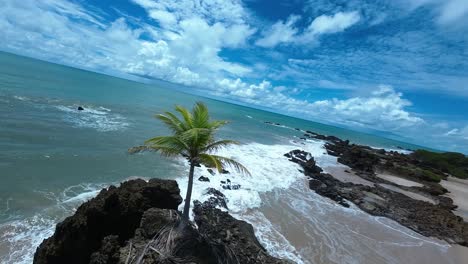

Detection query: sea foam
(55, 105), (129, 132)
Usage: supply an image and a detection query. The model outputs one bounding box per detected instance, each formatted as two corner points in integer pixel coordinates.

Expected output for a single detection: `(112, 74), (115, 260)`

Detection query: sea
(0, 51), (466, 263)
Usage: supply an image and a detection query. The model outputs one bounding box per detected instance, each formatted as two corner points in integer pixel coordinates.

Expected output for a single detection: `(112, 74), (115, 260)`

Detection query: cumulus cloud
(214, 79), (423, 131)
(409, 0), (468, 24)
(255, 15), (300, 47)
(256, 11), (360, 47)
(0, 0), (255, 88)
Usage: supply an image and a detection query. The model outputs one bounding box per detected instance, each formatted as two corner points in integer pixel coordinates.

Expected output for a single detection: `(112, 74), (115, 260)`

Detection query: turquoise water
(0, 51), (443, 263)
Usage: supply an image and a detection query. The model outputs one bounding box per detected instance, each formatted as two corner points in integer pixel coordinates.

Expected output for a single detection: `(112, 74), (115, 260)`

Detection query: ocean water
(0, 51), (465, 263)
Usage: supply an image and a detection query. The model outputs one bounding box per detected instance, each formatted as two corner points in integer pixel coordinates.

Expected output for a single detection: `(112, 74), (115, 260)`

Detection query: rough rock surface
(34, 178), (289, 264)
(34, 179), (182, 264)
(194, 201), (291, 264)
(285, 139), (468, 246)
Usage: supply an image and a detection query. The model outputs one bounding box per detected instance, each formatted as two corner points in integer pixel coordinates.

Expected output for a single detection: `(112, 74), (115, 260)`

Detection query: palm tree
(145, 102), (250, 219)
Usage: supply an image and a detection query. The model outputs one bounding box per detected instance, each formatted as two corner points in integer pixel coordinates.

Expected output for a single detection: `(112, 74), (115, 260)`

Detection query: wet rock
(204, 188), (228, 209)
(34, 179), (182, 264)
(193, 201), (292, 264)
(35, 179), (290, 264)
(207, 168), (215, 176)
(285, 137), (468, 246)
(77, 106), (84, 111)
(198, 176), (210, 182)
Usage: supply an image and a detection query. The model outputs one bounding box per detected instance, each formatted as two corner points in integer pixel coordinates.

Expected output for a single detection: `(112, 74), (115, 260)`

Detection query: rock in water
(77, 106), (84, 111)
(198, 176), (210, 182)
(33, 179), (182, 264)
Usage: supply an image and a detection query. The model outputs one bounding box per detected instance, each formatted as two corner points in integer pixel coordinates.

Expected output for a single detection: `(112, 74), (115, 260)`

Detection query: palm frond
(166, 111), (191, 131)
(200, 154), (251, 176)
(155, 114), (185, 134)
(145, 136), (189, 157)
(209, 120), (229, 130)
(180, 128), (213, 148)
(199, 153), (223, 172)
(175, 105), (193, 129)
(203, 140), (239, 152)
(192, 102), (210, 128)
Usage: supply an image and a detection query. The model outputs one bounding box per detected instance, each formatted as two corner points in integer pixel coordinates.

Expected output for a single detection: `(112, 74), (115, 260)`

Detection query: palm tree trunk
(182, 163), (195, 219)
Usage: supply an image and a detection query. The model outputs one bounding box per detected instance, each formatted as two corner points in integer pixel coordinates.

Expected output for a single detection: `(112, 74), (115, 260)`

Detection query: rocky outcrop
(34, 178), (289, 264)
(194, 201), (291, 264)
(34, 179), (182, 264)
(285, 147), (468, 246)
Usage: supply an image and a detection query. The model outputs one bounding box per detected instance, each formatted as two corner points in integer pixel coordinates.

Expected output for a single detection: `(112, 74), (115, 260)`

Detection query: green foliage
(146, 102), (250, 175)
(411, 150), (468, 179)
(388, 165), (443, 183)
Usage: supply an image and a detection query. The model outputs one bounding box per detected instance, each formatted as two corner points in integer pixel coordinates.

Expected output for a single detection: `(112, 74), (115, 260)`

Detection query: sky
(0, 0), (467, 152)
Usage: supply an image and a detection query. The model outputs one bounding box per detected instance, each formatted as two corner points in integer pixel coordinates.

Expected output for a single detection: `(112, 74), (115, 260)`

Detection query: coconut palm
(145, 102), (250, 219)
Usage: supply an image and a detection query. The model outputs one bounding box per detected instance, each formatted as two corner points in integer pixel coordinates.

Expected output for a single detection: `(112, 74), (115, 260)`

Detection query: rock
(77, 106), (84, 111)
(204, 188), (228, 209)
(198, 176), (210, 182)
(285, 135), (468, 246)
(193, 201), (292, 264)
(221, 169), (230, 174)
(207, 168), (215, 176)
(34, 179), (182, 264)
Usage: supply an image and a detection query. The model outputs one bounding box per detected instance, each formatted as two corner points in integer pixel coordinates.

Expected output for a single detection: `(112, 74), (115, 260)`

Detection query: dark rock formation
(204, 188), (229, 209)
(198, 176), (210, 182)
(78, 106), (84, 111)
(34, 179), (288, 264)
(285, 146), (468, 246)
(194, 201), (291, 264)
(34, 179), (182, 264)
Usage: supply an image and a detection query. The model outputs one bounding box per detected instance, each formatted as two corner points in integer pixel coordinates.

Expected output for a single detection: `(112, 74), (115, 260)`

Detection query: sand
(377, 173), (423, 187)
(441, 177), (468, 221)
(324, 166), (374, 187)
(241, 178), (468, 264)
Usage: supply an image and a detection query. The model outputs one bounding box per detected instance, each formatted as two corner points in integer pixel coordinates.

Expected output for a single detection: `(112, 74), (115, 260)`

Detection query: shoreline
(283, 127), (468, 247)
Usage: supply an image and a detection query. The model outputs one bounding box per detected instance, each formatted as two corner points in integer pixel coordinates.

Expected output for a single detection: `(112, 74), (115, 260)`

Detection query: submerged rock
(78, 106), (84, 111)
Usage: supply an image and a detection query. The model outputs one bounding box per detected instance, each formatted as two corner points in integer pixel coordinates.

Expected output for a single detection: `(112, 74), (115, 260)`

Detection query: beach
(1, 52), (467, 263)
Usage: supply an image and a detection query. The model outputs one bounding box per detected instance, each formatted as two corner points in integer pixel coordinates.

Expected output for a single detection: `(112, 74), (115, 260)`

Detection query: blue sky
(1, 0), (468, 152)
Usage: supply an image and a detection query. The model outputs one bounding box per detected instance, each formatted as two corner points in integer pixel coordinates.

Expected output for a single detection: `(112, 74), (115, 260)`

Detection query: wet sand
(239, 178), (468, 264)
(441, 177), (468, 221)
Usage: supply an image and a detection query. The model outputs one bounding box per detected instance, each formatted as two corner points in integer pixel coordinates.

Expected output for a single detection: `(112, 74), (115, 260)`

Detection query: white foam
(0, 182), (107, 264)
(13, 95), (29, 101)
(175, 140), (328, 262)
(55, 105), (129, 132)
(176, 141), (327, 214)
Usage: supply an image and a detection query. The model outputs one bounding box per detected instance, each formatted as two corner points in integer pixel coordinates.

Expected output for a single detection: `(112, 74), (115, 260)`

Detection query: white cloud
(256, 11), (360, 47)
(0, 0), (255, 89)
(132, 0), (248, 26)
(307, 11), (361, 35)
(256, 15), (300, 47)
(214, 79), (423, 131)
(409, 0), (468, 24)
